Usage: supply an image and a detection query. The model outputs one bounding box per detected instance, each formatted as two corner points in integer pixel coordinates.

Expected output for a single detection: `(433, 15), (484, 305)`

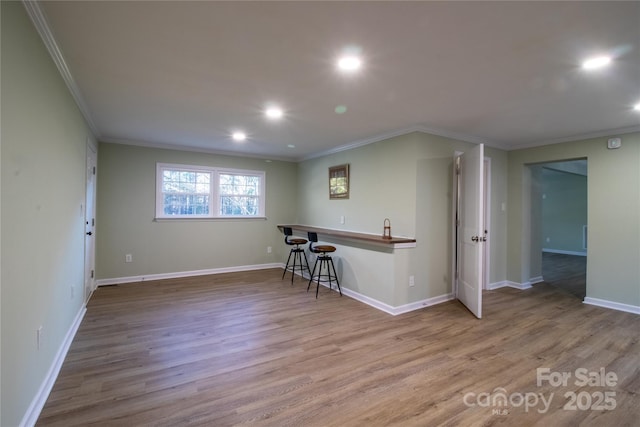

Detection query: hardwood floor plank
(37, 268), (639, 426)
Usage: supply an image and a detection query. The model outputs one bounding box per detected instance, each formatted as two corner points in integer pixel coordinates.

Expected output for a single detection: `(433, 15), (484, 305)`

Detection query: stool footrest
(282, 247), (311, 283)
(307, 255), (342, 298)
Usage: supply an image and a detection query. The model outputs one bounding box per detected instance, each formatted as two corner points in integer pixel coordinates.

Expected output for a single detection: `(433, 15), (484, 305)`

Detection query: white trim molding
(503, 125), (640, 151)
(302, 125), (494, 161)
(96, 263), (283, 286)
(341, 287), (455, 316)
(487, 280), (533, 291)
(106, 264), (455, 317)
(286, 268), (454, 315)
(543, 248), (587, 257)
(22, 0), (99, 137)
(583, 297), (640, 315)
(529, 276), (544, 285)
(20, 306), (87, 427)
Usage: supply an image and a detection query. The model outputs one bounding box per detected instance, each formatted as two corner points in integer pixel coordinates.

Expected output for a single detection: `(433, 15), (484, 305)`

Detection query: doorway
(530, 160), (587, 299)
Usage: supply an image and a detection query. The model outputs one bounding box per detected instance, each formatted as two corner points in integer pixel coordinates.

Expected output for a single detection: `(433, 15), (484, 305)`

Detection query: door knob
(471, 236), (479, 242)
(86, 231), (93, 236)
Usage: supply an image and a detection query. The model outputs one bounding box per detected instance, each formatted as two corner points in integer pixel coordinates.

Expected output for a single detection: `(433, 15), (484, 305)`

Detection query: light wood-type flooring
(37, 269), (639, 426)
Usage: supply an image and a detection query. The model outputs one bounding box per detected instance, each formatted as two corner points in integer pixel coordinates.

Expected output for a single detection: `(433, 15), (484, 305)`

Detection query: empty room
(2, 1), (639, 426)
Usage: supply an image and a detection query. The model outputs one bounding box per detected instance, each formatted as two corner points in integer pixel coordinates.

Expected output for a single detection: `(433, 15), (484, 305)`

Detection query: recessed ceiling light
(337, 55), (362, 72)
(335, 105), (347, 114)
(582, 55), (612, 70)
(231, 131), (246, 142)
(287, 144), (295, 148)
(265, 106), (284, 120)
(634, 103), (640, 111)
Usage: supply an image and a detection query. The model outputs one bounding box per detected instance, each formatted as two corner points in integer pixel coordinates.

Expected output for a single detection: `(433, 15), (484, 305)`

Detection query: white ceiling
(33, 1), (640, 161)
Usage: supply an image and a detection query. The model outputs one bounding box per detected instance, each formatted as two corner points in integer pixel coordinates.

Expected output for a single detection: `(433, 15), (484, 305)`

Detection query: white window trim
(155, 163), (266, 220)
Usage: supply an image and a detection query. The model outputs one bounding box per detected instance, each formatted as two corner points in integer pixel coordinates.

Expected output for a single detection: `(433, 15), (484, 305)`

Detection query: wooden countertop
(277, 224), (416, 248)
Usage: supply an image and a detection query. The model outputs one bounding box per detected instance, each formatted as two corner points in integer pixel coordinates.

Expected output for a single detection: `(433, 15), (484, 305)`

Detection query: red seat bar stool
(307, 232), (342, 298)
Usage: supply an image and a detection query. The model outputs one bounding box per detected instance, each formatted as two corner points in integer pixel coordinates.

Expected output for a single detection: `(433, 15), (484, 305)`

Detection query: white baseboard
(389, 293), (455, 315)
(342, 287), (454, 316)
(487, 280), (533, 291)
(20, 306), (87, 427)
(583, 297), (640, 315)
(286, 268), (455, 316)
(489, 282), (640, 316)
(529, 276), (544, 285)
(543, 248), (587, 257)
(96, 263), (284, 286)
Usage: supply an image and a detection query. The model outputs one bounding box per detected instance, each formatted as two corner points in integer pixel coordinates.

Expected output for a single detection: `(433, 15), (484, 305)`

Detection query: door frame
(524, 159), (588, 293)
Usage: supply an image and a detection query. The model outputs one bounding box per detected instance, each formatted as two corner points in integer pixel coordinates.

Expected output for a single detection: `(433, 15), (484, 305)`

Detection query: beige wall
(507, 133), (640, 306)
(96, 143), (298, 280)
(97, 130), (512, 308)
(4, 1), (637, 423)
(541, 167), (588, 254)
(1, 2), (94, 425)
(298, 132), (509, 306)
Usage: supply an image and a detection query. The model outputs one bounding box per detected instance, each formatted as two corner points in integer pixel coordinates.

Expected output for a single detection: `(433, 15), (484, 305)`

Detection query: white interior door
(456, 144), (484, 318)
(84, 143), (97, 302)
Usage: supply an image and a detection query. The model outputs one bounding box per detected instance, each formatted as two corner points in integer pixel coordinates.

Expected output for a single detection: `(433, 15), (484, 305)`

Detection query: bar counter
(277, 224), (416, 249)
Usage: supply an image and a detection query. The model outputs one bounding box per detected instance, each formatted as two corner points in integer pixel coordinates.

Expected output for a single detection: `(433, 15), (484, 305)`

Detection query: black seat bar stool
(307, 232), (342, 298)
(282, 227), (311, 283)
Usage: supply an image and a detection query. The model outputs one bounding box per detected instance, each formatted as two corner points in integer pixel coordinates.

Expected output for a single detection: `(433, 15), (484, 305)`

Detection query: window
(156, 163), (265, 219)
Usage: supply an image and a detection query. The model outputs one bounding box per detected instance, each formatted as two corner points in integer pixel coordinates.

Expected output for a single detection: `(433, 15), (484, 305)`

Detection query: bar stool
(307, 232), (342, 298)
(282, 227), (311, 283)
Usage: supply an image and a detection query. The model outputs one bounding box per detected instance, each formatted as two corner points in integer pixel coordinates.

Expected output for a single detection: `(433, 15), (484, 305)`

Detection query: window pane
(161, 168), (211, 216)
(219, 174), (260, 196)
(163, 194), (210, 216)
(163, 170), (210, 194)
(220, 196), (259, 216)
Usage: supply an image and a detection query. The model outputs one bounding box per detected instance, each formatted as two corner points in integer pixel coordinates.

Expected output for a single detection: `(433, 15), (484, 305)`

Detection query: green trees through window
(156, 164), (265, 219)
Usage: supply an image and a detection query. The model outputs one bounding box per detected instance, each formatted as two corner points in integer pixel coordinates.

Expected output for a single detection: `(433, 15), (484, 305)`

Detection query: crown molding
(101, 137), (297, 163)
(22, 0), (100, 137)
(503, 125), (640, 151)
(299, 124), (497, 162)
(300, 122), (640, 161)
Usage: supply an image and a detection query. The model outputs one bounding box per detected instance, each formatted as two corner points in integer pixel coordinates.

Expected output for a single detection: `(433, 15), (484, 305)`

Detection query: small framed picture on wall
(329, 164), (349, 199)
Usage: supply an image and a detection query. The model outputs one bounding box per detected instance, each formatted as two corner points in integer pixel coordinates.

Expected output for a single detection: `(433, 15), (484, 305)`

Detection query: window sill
(154, 216), (267, 222)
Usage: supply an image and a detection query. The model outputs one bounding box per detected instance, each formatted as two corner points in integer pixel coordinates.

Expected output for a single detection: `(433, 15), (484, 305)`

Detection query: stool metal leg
(293, 250), (302, 283)
(329, 258), (342, 296)
(282, 249), (294, 279)
(315, 258), (324, 298)
(308, 254), (341, 298)
(291, 249), (308, 283)
(290, 248), (298, 283)
(285, 246), (310, 283)
(307, 257), (320, 292)
(302, 250), (311, 278)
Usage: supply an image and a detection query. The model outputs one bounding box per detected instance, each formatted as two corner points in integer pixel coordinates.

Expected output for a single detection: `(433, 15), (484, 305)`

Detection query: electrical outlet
(71, 285), (75, 299)
(125, 254), (133, 263)
(409, 275), (415, 287)
(546, 237), (550, 243)
(267, 246), (272, 254)
(340, 215), (345, 224)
